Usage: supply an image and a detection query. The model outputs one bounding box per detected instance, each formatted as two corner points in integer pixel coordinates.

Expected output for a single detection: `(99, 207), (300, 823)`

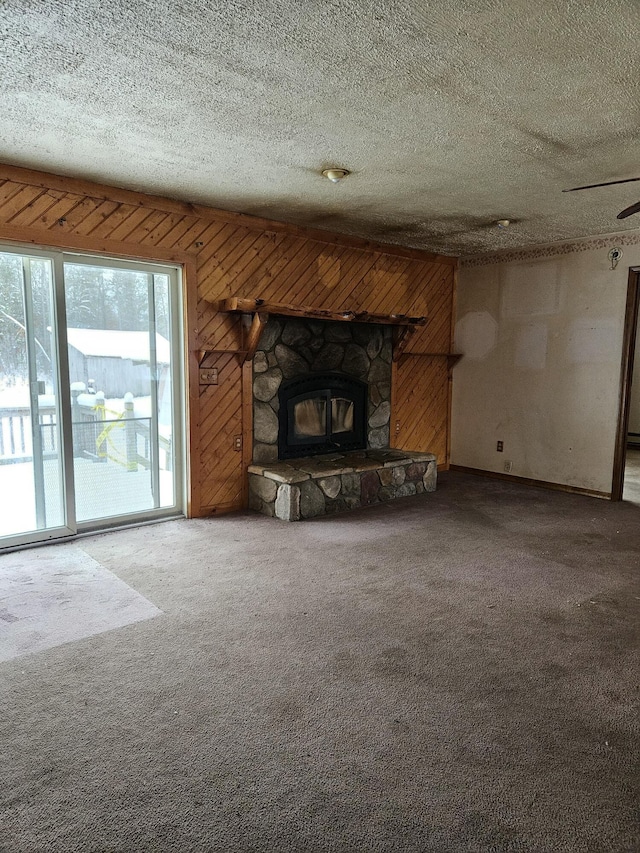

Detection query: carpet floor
(0, 547), (160, 663)
(0, 471), (638, 852)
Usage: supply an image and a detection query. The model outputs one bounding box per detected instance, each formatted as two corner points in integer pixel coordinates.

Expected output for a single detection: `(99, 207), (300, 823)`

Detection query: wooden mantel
(212, 296), (429, 364)
(199, 297), (462, 368)
(218, 297), (428, 327)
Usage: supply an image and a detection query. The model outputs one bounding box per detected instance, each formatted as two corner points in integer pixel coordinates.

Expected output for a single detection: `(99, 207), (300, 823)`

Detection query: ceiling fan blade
(563, 177), (640, 192)
(617, 200), (640, 219)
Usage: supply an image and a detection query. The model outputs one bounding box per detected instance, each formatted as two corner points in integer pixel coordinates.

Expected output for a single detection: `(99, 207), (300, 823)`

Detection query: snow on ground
(0, 458), (175, 539)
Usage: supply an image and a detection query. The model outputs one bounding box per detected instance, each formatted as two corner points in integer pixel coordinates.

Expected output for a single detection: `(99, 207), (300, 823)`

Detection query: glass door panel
(0, 251), (67, 543)
(63, 260), (180, 525)
(153, 273), (177, 509)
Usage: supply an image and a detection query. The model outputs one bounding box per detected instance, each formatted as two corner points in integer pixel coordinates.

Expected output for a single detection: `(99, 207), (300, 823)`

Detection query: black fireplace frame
(278, 373), (367, 460)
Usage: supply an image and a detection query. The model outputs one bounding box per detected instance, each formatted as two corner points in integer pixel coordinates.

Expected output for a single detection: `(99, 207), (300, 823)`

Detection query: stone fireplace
(246, 313), (437, 520)
(251, 317), (393, 464)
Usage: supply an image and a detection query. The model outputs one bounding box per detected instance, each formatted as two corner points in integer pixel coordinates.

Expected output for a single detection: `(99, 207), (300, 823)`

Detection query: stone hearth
(248, 449), (436, 521)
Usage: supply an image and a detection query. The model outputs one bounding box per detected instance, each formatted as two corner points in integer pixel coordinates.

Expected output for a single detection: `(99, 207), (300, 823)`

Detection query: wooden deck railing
(0, 397), (171, 471)
(0, 404), (57, 462)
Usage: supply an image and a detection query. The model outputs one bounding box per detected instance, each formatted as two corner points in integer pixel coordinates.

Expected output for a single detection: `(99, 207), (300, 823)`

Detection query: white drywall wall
(451, 234), (640, 494)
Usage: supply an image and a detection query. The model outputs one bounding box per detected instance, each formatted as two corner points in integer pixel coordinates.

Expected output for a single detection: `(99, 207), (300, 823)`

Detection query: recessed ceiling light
(496, 219), (511, 228)
(322, 168), (350, 183)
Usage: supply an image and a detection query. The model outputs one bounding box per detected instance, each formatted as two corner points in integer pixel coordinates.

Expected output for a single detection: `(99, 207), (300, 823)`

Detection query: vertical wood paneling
(0, 164), (457, 516)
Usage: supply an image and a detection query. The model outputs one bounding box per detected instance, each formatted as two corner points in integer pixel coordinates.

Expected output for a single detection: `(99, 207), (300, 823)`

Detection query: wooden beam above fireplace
(218, 297), (428, 327)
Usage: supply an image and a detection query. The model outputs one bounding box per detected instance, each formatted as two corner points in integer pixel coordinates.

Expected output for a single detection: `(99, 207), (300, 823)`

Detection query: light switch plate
(199, 368), (218, 385)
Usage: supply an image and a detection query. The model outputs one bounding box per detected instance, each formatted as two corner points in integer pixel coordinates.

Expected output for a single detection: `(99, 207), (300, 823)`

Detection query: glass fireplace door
(280, 373), (367, 459)
(293, 396), (328, 438)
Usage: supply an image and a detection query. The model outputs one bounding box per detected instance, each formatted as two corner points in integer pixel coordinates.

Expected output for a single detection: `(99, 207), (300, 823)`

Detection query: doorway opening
(0, 246), (185, 549)
(612, 266), (640, 501)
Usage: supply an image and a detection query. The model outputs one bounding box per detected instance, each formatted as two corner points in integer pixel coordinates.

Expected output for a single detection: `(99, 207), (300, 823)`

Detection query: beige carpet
(0, 546), (161, 663)
(0, 471), (638, 852)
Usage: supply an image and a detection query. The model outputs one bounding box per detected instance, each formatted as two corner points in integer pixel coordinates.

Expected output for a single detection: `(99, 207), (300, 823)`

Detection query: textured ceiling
(2, 0), (640, 256)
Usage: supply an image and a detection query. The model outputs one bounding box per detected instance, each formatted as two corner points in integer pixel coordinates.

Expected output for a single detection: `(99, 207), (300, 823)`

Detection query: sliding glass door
(64, 259), (181, 524)
(0, 247), (183, 549)
(0, 250), (71, 544)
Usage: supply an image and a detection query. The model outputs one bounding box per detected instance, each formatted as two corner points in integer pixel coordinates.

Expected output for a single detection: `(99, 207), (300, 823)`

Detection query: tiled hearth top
(248, 449), (437, 484)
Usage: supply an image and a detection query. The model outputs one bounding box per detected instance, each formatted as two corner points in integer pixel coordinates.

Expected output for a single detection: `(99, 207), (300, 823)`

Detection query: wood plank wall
(0, 165), (457, 516)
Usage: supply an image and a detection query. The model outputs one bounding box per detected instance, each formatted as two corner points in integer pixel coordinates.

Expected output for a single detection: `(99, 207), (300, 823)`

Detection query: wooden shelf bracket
(242, 311), (269, 364)
(392, 326), (416, 362)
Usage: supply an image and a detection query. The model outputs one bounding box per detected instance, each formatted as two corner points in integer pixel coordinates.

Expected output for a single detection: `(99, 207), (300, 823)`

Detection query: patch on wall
(515, 323), (548, 370)
(454, 311), (498, 360)
(566, 318), (620, 364)
(0, 545), (161, 662)
(500, 261), (561, 317)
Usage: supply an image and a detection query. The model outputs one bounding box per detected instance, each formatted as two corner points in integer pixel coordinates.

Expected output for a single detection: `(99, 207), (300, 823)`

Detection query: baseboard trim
(448, 465), (612, 500)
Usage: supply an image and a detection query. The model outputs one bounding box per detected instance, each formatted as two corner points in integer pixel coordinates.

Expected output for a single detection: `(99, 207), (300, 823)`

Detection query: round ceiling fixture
(322, 168), (350, 183)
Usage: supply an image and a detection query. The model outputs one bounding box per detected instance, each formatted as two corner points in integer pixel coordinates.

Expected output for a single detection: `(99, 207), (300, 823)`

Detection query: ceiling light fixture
(322, 168), (350, 183)
(496, 219), (511, 229)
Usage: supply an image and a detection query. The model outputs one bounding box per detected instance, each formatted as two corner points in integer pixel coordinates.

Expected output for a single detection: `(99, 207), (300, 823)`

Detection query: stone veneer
(248, 449), (436, 521)
(252, 318), (392, 464)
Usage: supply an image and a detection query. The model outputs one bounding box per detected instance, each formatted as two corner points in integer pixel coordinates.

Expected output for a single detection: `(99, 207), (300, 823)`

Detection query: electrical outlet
(504, 460), (512, 473)
(395, 420), (401, 434)
(496, 440), (503, 452)
(199, 368), (218, 385)
(233, 435), (242, 452)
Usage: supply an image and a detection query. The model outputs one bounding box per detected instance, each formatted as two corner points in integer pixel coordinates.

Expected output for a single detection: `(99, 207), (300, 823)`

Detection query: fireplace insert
(278, 373), (367, 459)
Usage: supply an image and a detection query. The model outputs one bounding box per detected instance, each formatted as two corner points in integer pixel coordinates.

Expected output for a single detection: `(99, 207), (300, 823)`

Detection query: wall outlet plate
(496, 440), (503, 452)
(504, 460), (512, 473)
